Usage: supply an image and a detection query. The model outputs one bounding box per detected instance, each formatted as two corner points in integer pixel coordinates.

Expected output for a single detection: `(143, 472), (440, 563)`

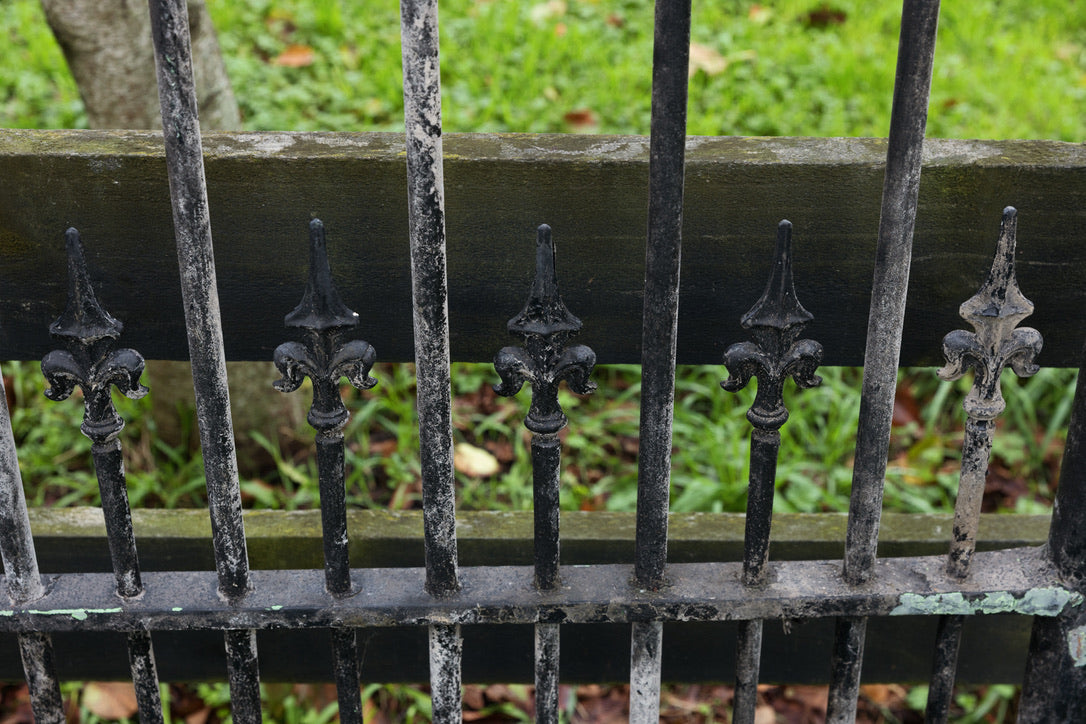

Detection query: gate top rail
(1, 131), (1084, 367)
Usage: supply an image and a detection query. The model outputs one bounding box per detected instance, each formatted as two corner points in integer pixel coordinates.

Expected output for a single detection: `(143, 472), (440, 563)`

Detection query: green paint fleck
(891, 592), (972, 616)
(171, 607), (183, 612)
(0, 610), (12, 617)
(26, 607), (122, 621)
(891, 588), (1083, 617)
(269, 605), (283, 611)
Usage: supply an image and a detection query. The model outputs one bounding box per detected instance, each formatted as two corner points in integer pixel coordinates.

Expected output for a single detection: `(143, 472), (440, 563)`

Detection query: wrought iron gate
(2, 0), (1085, 722)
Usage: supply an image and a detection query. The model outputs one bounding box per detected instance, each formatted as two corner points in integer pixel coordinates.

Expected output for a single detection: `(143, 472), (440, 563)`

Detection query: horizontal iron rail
(0, 548), (1076, 633)
(1, 132), (1084, 367)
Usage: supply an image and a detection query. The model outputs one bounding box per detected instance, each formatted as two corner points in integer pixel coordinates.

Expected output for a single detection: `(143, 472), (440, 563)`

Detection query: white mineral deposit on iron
(249, 133), (297, 155)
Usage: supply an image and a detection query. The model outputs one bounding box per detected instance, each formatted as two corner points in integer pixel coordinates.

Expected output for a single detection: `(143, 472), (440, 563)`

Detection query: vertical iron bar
(0, 369), (64, 723)
(629, 621), (663, 724)
(742, 430), (780, 583)
(924, 615), (964, 724)
(332, 628), (363, 724)
(0, 373), (45, 604)
(273, 219), (376, 723)
(635, 0), (692, 591)
(1020, 343), (1086, 720)
(400, 0), (459, 597)
(224, 629), (261, 722)
(923, 207), (1040, 721)
(722, 220), (822, 724)
(42, 228), (164, 723)
(93, 442), (142, 595)
(146, 0), (258, 716)
(826, 616), (867, 721)
(733, 619), (763, 723)
(843, 0), (941, 585)
(631, 1), (691, 716)
(147, 0), (251, 602)
(127, 629), (165, 724)
(493, 225), (595, 724)
(316, 438), (352, 592)
(535, 623), (560, 724)
(17, 632), (65, 724)
(533, 436), (561, 589)
(400, 3), (460, 719)
(828, 2), (939, 721)
(429, 624), (462, 724)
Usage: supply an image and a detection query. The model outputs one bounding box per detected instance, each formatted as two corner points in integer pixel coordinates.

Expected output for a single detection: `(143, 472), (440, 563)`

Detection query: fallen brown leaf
(755, 703), (776, 724)
(454, 442), (500, 477)
(563, 109), (598, 130)
(183, 708), (210, 724)
(804, 4), (847, 28)
(689, 42), (728, 77)
(82, 683), (138, 720)
(274, 44), (316, 68)
(463, 684), (486, 710)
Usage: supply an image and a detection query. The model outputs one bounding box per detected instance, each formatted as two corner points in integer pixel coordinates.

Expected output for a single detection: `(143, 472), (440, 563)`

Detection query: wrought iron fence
(1, 0), (1085, 722)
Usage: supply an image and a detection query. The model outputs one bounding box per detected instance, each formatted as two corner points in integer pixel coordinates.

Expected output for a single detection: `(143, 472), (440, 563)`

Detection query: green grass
(3, 0), (1084, 139)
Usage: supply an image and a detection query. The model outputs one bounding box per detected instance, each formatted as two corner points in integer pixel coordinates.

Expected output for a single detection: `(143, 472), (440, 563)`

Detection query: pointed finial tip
(64, 227), (81, 252)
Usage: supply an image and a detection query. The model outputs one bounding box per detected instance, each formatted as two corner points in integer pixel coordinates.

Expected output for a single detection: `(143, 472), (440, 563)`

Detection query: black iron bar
(826, 616), (866, 720)
(331, 628), (363, 723)
(494, 224), (596, 722)
(41, 228), (165, 724)
(146, 0), (259, 717)
(0, 370), (64, 723)
(733, 620), (763, 721)
(828, 1), (940, 720)
(147, 0), (251, 601)
(533, 438), (562, 589)
(1020, 340), (1086, 719)
(429, 623), (462, 723)
(17, 632), (64, 724)
(534, 623), (560, 724)
(274, 219), (377, 721)
(722, 221), (822, 724)
(127, 629), (165, 724)
(400, 1), (460, 720)
(842, 0), (941, 585)
(629, 621), (663, 724)
(922, 208), (1040, 722)
(924, 614), (964, 723)
(632, 0), (691, 717)
(635, 0), (692, 592)
(400, 0), (459, 598)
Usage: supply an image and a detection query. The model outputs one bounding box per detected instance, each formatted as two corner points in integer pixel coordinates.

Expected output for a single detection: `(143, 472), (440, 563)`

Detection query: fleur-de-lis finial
(722, 220), (823, 429)
(42, 228), (148, 443)
(274, 219), (377, 435)
(494, 225), (596, 434)
(939, 207), (1042, 420)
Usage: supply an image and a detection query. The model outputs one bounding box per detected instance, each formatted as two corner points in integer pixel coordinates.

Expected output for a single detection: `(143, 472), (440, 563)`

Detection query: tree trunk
(41, 0), (303, 475)
(40, 0), (240, 131)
